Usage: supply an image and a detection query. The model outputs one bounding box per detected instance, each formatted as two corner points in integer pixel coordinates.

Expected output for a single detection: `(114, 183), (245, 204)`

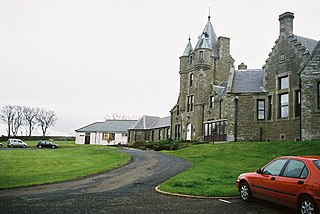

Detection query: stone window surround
(254, 96), (266, 121)
(187, 94), (194, 112)
(257, 99), (266, 120)
(189, 73), (194, 86)
(275, 72), (291, 121)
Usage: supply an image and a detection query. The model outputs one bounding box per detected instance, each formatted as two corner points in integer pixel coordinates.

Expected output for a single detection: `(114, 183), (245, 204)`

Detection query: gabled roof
(232, 69), (265, 93)
(75, 120), (137, 133)
(129, 115), (170, 130)
(195, 17), (218, 57)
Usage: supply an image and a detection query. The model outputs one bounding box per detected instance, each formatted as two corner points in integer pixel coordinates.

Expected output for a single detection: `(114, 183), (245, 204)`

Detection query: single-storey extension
(75, 120), (137, 145)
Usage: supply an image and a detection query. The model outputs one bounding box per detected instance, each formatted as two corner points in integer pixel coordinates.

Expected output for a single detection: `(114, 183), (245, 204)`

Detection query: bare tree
(22, 106), (38, 137)
(0, 105), (15, 136)
(11, 106), (23, 136)
(35, 109), (57, 136)
(104, 113), (139, 121)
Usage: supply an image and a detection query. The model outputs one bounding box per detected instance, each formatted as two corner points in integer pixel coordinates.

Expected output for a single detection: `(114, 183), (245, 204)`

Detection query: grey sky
(1, 0), (320, 136)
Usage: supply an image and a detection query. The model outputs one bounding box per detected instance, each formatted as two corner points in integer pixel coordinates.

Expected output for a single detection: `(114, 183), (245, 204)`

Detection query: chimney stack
(279, 12), (294, 37)
(238, 63), (247, 70)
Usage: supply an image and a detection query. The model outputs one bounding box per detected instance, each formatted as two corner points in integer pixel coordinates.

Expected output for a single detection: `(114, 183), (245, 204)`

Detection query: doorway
(186, 123), (192, 141)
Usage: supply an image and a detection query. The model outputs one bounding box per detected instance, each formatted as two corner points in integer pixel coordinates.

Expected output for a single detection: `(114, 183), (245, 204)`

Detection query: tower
(171, 15), (234, 141)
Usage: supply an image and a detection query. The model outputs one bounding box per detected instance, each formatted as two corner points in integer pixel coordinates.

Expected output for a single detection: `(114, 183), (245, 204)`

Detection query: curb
(155, 186), (239, 200)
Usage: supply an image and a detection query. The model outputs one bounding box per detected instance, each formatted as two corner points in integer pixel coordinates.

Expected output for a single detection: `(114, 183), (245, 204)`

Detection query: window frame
(267, 95), (272, 120)
(279, 93), (289, 119)
(257, 99), (265, 120)
(189, 73), (194, 86)
(294, 90), (301, 117)
(210, 96), (214, 108)
(187, 95), (194, 112)
(279, 76), (289, 90)
(199, 51), (204, 60)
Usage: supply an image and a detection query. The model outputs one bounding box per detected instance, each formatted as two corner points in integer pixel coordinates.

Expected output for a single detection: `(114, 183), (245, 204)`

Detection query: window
(166, 128), (170, 139)
(318, 82), (320, 109)
(189, 73), (194, 86)
(199, 51), (204, 59)
(283, 160), (308, 179)
(189, 55), (193, 64)
(176, 105), (179, 115)
(257, 99), (265, 120)
(102, 133), (115, 141)
(262, 159), (288, 176)
(174, 124), (181, 139)
(279, 76), (289, 89)
(314, 160), (320, 170)
(210, 96), (214, 108)
(267, 96), (272, 120)
(295, 90), (301, 117)
(279, 93), (289, 118)
(102, 133), (109, 140)
(187, 95), (194, 112)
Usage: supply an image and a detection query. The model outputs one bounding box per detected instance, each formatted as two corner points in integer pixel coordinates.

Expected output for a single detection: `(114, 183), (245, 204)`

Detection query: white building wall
(75, 132), (129, 145)
(75, 132), (85, 144)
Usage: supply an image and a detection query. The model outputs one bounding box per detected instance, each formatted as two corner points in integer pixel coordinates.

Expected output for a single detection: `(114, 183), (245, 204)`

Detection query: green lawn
(0, 141), (130, 189)
(160, 141), (320, 197)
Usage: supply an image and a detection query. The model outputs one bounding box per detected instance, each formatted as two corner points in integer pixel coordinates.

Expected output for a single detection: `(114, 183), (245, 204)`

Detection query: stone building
(172, 12), (319, 142)
(300, 42), (320, 140)
(227, 12), (319, 142)
(170, 16), (234, 141)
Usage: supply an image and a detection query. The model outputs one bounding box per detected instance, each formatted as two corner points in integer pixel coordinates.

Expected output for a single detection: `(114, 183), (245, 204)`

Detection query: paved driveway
(0, 148), (292, 213)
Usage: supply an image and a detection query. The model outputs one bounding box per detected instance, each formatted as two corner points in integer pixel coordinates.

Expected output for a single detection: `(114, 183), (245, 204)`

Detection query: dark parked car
(36, 141), (59, 149)
(236, 156), (320, 214)
(7, 139), (27, 148)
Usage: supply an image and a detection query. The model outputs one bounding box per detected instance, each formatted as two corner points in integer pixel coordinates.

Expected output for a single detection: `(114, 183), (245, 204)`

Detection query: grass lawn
(160, 141), (320, 197)
(0, 141), (130, 189)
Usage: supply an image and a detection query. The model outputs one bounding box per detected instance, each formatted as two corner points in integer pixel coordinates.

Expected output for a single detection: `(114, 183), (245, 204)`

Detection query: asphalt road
(0, 148), (293, 214)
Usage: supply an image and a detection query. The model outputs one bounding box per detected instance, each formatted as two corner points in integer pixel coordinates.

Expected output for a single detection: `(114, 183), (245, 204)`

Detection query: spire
(195, 14), (218, 57)
(208, 7), (211, 20)
(182, 37), (193, 56)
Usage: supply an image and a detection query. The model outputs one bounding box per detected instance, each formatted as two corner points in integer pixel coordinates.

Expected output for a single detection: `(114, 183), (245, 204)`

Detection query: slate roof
(195, 17), (218, 57)
(129, 115), (170, 130)
(293, 35), (318, 53)
(75, 120), (137, 133)
(150, 116), (171, 129)
(182, 39), (193, 56)
(232, 69), (265, 93)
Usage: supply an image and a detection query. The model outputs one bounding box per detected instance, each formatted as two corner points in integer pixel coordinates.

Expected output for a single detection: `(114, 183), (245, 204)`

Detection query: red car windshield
(314, 160), (320, 170)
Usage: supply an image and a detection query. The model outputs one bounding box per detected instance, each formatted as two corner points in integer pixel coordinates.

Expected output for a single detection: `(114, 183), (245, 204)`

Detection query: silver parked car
(7, 139), (27, 148)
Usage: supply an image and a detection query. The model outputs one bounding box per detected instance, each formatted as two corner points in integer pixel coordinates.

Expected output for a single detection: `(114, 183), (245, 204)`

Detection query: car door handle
(297, 181), (304, 185)
(271, 177), (276, 181)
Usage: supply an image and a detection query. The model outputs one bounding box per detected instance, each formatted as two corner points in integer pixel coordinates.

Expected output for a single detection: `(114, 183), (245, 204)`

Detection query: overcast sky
(1, 0), (320, 136)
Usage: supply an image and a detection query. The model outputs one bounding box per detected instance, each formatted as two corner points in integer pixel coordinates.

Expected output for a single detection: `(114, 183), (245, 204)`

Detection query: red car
(236, 156), (320, 214)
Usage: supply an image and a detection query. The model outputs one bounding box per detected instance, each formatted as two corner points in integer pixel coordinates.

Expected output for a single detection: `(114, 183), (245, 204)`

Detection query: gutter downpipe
(234, 97), (239, 142)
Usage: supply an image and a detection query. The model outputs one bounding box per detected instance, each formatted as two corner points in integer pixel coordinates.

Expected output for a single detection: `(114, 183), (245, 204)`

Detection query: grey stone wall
(301, 43), (320, 140)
